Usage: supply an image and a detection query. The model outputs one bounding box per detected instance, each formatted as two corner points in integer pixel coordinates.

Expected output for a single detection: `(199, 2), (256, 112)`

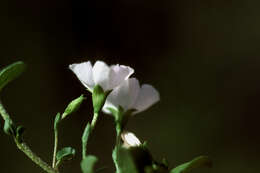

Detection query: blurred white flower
(121, 131), (141, 147)
(69, 61), (134, 92)
(103, 78), (160, 115)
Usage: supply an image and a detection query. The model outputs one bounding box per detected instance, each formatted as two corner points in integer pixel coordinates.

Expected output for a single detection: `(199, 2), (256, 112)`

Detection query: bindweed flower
(103, 78), (160, 116)
(69, 61), (134, 92)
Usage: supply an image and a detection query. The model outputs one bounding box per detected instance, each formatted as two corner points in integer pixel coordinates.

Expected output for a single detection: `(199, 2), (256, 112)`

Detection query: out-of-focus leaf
(170, 156), (212, 173)
(81, 155), (98, 173)
(0, 61), (26, 92)
(112, 146), (139, 173)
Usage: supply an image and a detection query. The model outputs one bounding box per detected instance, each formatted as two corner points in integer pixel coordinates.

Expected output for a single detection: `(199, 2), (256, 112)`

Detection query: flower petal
(92, 61), (111, 91)
(103, 78), (140, 113)
(109, 65), (134, 89)
(69, 62), (94, 91)
(133, 84), (160, 113)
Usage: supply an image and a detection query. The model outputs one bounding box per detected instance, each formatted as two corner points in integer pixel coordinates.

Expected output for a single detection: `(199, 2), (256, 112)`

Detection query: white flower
(103, 78), (160, 115)
(69, 61), (134, 92)
(121, 131), (141, 147)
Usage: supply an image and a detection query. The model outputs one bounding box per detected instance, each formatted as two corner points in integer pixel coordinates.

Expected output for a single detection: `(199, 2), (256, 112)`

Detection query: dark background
(1, 0), (260, 172)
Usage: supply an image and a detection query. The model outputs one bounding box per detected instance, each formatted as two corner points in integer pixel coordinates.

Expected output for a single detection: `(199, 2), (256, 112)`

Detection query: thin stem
(113, 124), (122, 173)
(15, 140), (58, 173)
(82, 112), (99, 159)
(0, 100), (11, 121)
(91, 112), (99, 129)
(52, 127), (58, 168)
(0, 100), (58, 173)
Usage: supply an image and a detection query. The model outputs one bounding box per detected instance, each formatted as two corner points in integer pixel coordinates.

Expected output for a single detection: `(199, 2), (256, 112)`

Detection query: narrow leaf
(0, 61), (26, 92)
(170, 156), (212, 173)
(81, 155), (98, 173)
(56, 147), (76, 162)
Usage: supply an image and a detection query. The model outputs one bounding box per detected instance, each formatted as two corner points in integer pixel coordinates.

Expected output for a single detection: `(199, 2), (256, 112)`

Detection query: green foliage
(3, 118), (15, 135)
(56, 147), (76, 162)
(0, 61), (26, 92)
(112, 147), (139, 173)
(170, 156), (212, 173)
(92, 85), (111, 113)
(107, 106), (136, 131)
(16, 125), (25, 143)
(54, 113), (61, 130)
(81, 155), (98, 173)
(62, 95), (85, 119)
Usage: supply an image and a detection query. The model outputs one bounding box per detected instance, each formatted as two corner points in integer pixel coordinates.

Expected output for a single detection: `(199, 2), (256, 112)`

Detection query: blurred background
(1, 0), (260, 172)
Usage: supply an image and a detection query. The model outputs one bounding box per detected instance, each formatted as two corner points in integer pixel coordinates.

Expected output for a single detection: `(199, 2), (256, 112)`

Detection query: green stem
(15, 140), (58, 173)
(82, 112), (99, 159)
(52, 127), (58, 168)
(113, 123), (122, 173)
(0, 100), (58, 173)
(0, 100), (11, 121)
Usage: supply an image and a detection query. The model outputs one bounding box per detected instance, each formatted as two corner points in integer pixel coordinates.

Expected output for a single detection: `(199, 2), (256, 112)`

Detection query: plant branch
(52, 126), (59, 168)
(0, 100), (58, 173)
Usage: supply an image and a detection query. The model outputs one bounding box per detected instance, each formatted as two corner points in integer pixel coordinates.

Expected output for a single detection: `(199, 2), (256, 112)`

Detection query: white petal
(69, 62), (94, 91)
(121, 131), (141, 147)
(109, 65), (134, 89)
(92, 61), (111, 91)
(103, 78), (140, 113)
(133, 84), (160, 113)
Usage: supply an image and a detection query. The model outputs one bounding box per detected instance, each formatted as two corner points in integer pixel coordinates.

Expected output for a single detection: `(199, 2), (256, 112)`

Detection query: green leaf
(92, 85), (111, 113)
(81, 155), (98, 173)
(62, 95), (85, 119)
(0, 61), (26, 92)
(56, 147), (76, 162)
(170, 156), (212, 173)
(112, 146), (138, 173)
(16, 125), (25, 143)
(54, 113), (61, 130)
(3, 118), (15, 136)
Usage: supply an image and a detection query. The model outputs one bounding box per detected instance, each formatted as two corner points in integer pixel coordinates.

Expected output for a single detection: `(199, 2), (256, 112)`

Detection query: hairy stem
(0, 100), (11, 121)
(16, 140), (58, 173)
(0, 100), (58, 173)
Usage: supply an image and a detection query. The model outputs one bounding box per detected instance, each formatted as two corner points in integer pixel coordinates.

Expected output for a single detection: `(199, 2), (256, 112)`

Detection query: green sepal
(54, 113), (61, 130)
(62, 95), (85, 119)
(92, 85), (111, 113)
(170, 156), (212, 173)
(16, 125), (25, 143)
(0, 61), (26, 92)
(56, 147), (76, 162)
(108, 106), (136, 132)
(81, 155), (98, 173)
(112, 146), (138, 173)
(3, 119), (16, 136)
